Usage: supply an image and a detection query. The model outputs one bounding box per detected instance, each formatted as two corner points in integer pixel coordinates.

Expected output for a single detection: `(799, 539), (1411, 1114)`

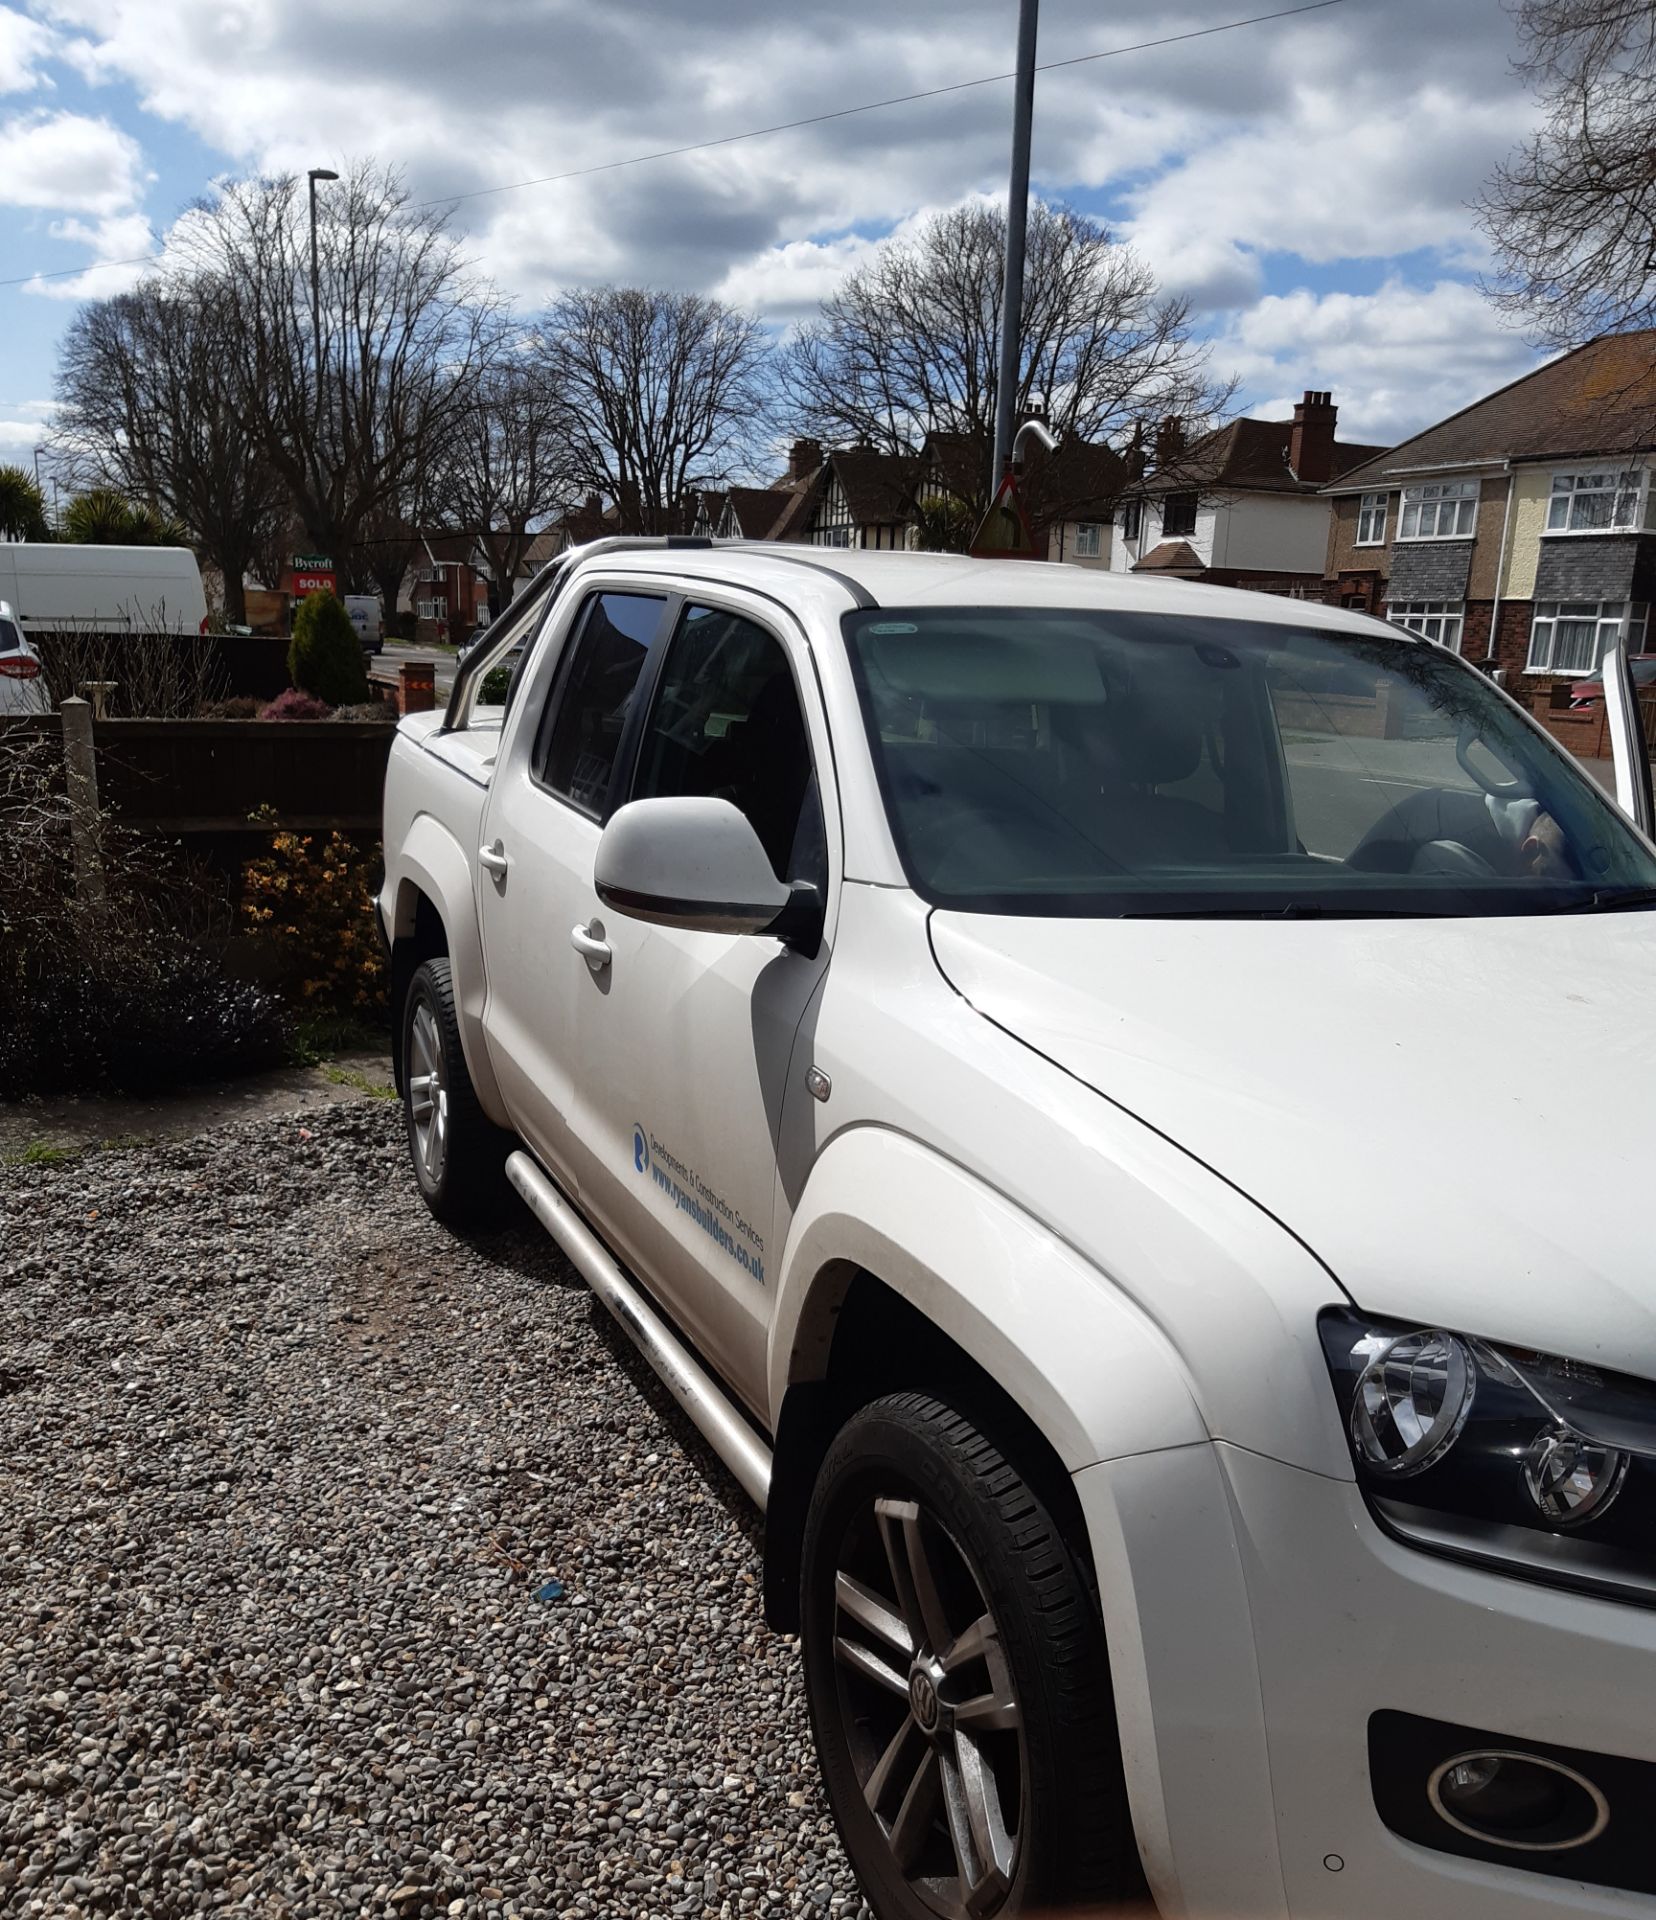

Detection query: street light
(307, 167), (339, 443)
(991, 0), (1039, 485)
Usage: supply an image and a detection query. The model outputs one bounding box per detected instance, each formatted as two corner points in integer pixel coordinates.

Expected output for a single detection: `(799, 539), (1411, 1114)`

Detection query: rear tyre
(800, 1391), (1145, 1919)
(402, 956), (511, 1226)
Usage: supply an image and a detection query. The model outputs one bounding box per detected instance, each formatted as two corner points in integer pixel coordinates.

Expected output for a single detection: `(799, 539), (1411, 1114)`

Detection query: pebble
(0, 1104), (870, 1918)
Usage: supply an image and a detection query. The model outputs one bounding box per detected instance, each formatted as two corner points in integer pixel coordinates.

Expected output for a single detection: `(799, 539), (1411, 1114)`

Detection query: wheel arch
(762, 1127), (1206, 1631)
(385, 813), (506, 1122)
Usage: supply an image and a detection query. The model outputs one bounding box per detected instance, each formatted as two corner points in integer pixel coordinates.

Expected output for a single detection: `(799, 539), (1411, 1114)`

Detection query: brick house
(1110, 393), (1385, 596)
(1323, 331), (1656, 687)
(405, 535), (490, 645)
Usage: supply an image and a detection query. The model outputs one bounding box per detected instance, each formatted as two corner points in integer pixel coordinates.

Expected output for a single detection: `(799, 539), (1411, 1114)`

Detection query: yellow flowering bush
(242, 807), (387, 1015)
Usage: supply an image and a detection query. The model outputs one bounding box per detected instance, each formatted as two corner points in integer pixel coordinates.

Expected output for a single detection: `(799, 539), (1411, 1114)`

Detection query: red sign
(292, 569), (336, 597)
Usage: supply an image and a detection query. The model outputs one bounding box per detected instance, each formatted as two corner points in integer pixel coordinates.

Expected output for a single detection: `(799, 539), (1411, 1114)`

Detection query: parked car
(344, 593), (384, 654)
(381, 539), (1656, 1920)
(1571, 653), (1656, 708)
(0, 543), (208, 635)
(0, 599), (48, 715)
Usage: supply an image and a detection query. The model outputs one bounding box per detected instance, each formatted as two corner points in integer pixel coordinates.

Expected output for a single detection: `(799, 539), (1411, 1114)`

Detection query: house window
(416, 598), (438, 621)
(1120, 500), (1142, 542)
(1389, 601), (1465, 652)
(1546, 468), (1645, 534)
(815, 526), (851, 549)
(1398, 478), (1478, 541)
(1161, 493), (1198, 539)
(1355, 491), (1388, 545)
(1073, 522), (1101, 558)
(1527, 601), (1649, 675)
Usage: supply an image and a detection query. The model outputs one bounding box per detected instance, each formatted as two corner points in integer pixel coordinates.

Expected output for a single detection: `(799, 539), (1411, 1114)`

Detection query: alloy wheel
(830, 1494), (1025, 1918)
(406, 998), (449, 1186)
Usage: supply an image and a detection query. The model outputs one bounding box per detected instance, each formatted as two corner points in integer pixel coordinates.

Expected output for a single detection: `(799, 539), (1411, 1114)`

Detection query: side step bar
(505, 1150), (773, 1509)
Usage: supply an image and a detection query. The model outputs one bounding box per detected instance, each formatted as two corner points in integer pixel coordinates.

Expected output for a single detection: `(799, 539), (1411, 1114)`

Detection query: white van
(344, 593), (384, 653)
(0, 544), (209, 635)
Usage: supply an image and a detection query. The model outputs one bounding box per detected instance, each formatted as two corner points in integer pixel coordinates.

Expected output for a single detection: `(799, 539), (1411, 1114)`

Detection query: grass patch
(322, 1063), (397, 1101)
(10, 1140), (79, 1167)
(290, 1011), (391, 1067)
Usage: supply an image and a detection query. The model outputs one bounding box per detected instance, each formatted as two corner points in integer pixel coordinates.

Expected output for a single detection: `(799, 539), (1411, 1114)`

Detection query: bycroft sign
(289, 554), (337, 597)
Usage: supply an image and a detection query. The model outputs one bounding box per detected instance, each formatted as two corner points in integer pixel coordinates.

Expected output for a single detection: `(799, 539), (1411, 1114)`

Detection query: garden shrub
(288, 591), (368, 706)
(242, 811), (387, 1019)
(260, 687), (332, 721)
(0, 736), (290, 1097)
(198, 695), (265, 719)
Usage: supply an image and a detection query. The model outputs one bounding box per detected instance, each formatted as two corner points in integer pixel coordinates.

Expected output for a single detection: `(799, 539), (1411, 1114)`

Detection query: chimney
(1289, 390), (1336, 483)
(1153, 416), (1185, 469)
(788, 437), (822, 482)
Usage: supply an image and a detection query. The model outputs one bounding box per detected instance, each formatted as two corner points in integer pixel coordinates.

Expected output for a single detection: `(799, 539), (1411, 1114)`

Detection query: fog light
(1351, 1329), (1475, 1476)
(1523, 1424), (1627, 1527)
(1428, 1750), (1609, 1852)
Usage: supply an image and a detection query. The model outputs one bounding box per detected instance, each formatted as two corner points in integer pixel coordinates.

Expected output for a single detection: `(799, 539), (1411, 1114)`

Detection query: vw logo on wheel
(632, 1124), (650, 1175)
(909, 1668), (940, 1733)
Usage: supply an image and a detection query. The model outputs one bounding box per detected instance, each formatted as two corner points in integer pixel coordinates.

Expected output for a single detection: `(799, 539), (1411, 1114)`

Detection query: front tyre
(800, 1392), (1144, 1919)
(402, 956), (510, 1226)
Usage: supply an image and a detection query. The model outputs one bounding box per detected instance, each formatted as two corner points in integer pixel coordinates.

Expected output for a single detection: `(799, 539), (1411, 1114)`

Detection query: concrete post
(60, 696), (106, 911)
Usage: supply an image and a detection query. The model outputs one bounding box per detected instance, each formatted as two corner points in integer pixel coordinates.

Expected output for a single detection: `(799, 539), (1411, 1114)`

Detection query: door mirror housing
(595, 797), (795, 936)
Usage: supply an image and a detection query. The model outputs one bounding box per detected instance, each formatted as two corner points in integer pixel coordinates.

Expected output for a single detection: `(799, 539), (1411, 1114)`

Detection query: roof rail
(442, 532), (881, 727)
(441, 535), (720, 726)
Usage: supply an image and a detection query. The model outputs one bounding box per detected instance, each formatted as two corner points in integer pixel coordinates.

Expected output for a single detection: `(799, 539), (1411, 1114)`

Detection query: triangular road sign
(969, 469), (1042, 559)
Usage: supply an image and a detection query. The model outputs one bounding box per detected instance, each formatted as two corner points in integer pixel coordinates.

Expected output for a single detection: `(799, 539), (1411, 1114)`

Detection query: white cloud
(21, 209), (157, 299)
(1213, 280), (1545, 444)
(0, 108), (148, 214)
(0, 399), (53, 460)
(0, 6), (54, 93)
(26, 0), (1535, 314)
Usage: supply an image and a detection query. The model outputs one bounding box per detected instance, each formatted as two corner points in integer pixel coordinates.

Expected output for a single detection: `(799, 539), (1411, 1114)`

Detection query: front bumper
(1076, 1442), (1656, 1919)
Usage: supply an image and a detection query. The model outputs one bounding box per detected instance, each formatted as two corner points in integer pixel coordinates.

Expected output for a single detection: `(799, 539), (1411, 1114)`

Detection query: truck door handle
(478, 840), (509, 877)
(569, 922), (612, 969)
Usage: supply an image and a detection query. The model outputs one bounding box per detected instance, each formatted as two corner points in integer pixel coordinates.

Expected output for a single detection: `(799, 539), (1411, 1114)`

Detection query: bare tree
(543, 288), (772, 533)
(781, 201), (1230, 512)
(1476, 0), (1656, 345)
(437, 334), (579, 600)
(55, 283), (286, 623)
(175, 161), (497, 587)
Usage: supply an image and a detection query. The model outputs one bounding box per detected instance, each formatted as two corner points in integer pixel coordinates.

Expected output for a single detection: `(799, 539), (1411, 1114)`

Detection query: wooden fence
(0, 715), (395, 836)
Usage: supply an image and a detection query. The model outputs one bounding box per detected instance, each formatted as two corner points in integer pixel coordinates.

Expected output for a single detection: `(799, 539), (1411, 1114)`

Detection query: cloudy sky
(1, 0), (1547, 472)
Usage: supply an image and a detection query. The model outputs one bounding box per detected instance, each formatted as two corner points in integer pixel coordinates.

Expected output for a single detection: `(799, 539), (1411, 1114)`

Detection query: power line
(0, 0), (1348, 292)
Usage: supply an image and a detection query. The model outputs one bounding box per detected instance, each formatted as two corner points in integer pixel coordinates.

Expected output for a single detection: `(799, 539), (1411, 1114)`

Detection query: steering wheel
(1456, 723), (1525, 799)
(1410, 837), (1497, 877)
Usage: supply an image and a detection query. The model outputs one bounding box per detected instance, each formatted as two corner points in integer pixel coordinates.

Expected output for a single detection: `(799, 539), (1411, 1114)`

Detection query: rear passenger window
(633, 604), (825, 887)
(538, 593), (665, 816)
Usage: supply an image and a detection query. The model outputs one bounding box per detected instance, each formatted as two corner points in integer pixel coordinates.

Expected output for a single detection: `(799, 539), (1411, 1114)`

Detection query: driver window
(631, 604), (826, 889)
(1267, 648), (1539, 872)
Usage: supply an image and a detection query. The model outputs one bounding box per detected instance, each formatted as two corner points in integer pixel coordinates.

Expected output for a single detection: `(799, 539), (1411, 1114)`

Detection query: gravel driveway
(0, 1102), (865, 1920)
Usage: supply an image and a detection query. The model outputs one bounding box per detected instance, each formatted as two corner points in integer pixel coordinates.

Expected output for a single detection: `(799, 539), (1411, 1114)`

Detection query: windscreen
(844, 606), (1656, 917)
(0, 617), (21, 653)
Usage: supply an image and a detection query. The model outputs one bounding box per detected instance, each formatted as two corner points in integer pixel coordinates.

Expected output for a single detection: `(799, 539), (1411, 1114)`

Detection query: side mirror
(595, 797), (793, 936)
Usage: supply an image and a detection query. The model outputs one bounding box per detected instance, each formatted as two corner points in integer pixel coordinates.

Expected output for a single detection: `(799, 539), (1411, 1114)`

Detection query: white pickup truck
(380, 537), (1656, 1920)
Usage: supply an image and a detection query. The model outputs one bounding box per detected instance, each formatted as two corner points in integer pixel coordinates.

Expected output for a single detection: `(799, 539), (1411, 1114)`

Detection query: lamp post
(307, 167), (339, 457)
(991, 0), (1040, 486)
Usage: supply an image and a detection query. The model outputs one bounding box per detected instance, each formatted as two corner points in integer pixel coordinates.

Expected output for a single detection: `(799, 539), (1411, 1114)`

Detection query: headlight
(1321, 1308), (1656, 1605)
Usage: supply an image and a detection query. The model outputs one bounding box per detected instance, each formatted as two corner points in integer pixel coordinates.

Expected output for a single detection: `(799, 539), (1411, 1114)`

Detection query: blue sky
(1, 0), (1547, 481)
